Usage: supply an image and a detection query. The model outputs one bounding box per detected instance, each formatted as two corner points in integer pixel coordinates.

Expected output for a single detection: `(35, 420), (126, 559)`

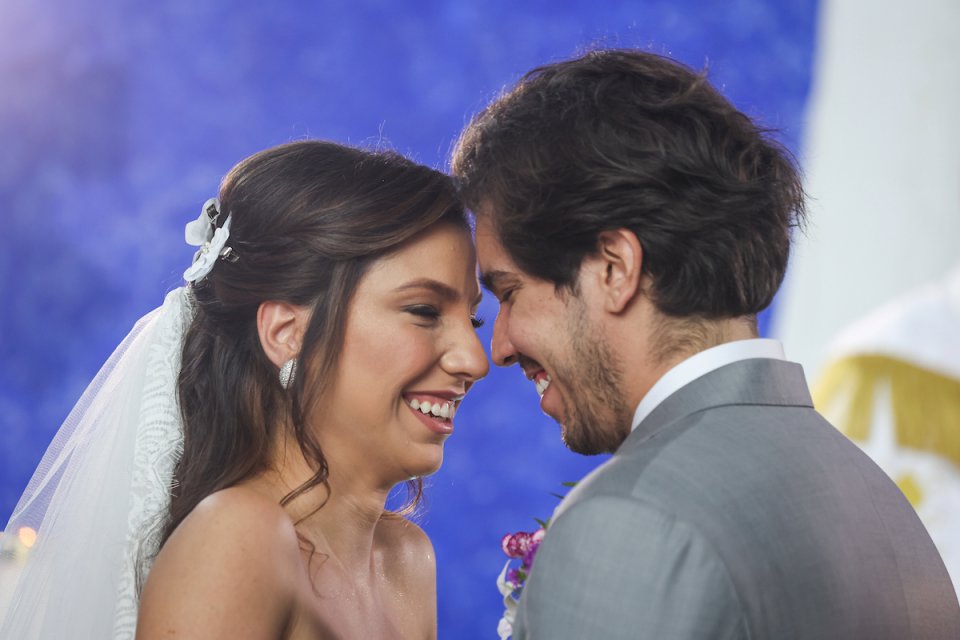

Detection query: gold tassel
(814, 354), (960, 469)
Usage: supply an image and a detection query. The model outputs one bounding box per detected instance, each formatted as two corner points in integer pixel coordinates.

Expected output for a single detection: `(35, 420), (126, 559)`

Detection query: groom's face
(475, 216), (633, 454)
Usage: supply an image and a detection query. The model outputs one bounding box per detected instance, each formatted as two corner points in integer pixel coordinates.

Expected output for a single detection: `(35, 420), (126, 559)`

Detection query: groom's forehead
(473, 216), (509, 267)
(474, 217), (525, 286)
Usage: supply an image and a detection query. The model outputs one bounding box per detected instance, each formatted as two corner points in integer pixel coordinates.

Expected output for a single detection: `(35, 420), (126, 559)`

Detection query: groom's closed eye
(480, 270), (520, 303)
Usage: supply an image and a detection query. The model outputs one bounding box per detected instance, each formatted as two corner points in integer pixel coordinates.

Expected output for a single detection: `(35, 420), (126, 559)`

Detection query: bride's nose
(441, 323), (490, 383)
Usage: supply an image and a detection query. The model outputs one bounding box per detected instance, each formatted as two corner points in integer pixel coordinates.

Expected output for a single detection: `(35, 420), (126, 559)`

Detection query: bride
(0, 141), (488, 638)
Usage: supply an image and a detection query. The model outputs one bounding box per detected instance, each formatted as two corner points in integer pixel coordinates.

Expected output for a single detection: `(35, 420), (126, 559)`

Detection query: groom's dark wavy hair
(452, 48), (806, 319)
(153, 141), (465, 573)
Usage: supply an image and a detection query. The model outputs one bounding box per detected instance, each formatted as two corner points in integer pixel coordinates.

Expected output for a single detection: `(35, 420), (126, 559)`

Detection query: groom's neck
(611, 306), (759, 418)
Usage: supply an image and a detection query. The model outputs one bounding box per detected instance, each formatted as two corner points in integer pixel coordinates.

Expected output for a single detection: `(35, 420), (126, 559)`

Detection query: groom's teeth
(410, 398), (421, 410)
(430, 403), (442, 417)
(440, 403), (451, 419)
(536, 376), (551, 397)
(419, 401), (432, 414)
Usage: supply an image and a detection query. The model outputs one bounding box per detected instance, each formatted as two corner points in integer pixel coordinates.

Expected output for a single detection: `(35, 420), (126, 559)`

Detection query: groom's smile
(520, 357), (551, 396)
(532, 372), (552, 397)
(475, 215), (631, 454)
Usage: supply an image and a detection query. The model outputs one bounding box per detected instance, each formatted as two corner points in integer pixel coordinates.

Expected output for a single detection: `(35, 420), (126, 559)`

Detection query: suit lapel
(519, 358), (815, 635)
(620, 358), (814, 453)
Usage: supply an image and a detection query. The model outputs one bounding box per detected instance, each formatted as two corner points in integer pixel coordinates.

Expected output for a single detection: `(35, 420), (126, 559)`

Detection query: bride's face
(319, 222), (489, 485)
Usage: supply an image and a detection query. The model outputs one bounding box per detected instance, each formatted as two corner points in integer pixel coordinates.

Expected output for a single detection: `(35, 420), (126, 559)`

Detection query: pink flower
(497, 482), (574, 638)
(521, 542), (540, 569)
(501, 531), (532, 558)
(501, 527), (546, 571)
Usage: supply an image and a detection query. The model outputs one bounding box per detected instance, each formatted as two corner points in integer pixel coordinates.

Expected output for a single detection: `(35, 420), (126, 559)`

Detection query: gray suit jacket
(512, 358), (960, 639)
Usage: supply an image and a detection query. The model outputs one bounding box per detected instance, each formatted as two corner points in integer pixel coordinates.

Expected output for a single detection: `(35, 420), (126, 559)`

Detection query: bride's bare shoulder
(158, 486), (302, 567)
(374, 516), (437, 638)
(194, 487), (299, 545)
(137, 487), (302, 638)
(375, 515), (436, 585)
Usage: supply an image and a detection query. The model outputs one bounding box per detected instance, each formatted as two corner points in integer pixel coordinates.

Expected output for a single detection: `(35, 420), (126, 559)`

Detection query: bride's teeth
(408, 398), (457, 420)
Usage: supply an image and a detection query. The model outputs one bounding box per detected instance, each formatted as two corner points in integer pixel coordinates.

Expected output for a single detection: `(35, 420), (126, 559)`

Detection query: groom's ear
(257, 301), (309, 367)
(592, 229), (643, 314)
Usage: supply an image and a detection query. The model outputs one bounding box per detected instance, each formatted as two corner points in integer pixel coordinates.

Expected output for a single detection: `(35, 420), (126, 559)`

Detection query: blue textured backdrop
(0, 1), (817, 635)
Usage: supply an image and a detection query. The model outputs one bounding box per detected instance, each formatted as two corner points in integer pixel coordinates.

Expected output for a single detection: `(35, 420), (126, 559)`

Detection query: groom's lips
(519, 357), (544, 382)
(521, 361), (555, 411)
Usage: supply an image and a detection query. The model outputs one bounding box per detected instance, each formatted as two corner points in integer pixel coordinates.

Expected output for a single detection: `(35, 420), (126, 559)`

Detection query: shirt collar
(630, 338), (786, 431)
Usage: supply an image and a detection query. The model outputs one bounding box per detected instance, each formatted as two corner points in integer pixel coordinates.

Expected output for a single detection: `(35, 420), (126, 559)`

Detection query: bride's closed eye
(405, 305), (485, 330)
(406, 304), (441, 325)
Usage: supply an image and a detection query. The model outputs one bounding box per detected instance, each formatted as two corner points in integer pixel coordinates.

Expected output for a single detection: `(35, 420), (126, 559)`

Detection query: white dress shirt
(631, 338), (786, 431)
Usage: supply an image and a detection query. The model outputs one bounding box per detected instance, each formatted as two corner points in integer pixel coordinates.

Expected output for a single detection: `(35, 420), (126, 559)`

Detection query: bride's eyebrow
(394, 278), (461, 301)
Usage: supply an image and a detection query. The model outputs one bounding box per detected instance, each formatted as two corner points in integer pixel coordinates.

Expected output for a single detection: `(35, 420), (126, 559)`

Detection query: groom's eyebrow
(479, 270), (515, 295)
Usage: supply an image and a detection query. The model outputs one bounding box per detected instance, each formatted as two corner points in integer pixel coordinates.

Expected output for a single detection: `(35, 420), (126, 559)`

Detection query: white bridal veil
(0, 288), (193, 638)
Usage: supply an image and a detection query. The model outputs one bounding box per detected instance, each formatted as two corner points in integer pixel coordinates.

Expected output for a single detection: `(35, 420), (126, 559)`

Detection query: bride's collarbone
(287, 528), (421, 639)
(289, 562), (404, 640)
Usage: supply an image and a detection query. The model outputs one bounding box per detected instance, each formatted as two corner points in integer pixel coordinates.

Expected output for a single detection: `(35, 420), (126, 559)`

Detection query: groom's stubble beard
(555, 296), (634, 455)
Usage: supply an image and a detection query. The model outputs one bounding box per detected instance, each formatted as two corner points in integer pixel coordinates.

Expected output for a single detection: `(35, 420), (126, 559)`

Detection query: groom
(453, 50), (960, 639)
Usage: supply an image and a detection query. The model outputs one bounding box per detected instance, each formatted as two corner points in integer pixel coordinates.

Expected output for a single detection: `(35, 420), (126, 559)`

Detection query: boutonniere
(497, 526), (546, 639)
(495, 482), (575, 639)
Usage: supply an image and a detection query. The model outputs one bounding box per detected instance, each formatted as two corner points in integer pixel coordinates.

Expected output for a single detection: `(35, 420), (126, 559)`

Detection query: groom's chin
(560, 420), (625, 456)
(560, 424), (616, 456)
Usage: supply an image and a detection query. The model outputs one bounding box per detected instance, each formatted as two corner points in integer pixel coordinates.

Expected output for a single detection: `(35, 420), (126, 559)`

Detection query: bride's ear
(257, 301), (308, 367)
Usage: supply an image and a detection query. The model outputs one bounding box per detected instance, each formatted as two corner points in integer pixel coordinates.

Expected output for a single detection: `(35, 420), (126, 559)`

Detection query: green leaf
(560, 481), (578, 488)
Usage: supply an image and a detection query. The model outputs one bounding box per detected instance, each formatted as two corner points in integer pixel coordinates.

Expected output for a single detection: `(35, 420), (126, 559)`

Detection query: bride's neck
(255, 433), (390, 574)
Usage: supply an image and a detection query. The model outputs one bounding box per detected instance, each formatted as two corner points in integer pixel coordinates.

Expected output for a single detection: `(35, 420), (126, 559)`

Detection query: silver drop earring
(279, 358), (297, 389)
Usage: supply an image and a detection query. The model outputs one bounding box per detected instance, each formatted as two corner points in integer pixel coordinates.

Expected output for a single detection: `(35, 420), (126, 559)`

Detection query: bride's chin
(400, 450), (445, 481)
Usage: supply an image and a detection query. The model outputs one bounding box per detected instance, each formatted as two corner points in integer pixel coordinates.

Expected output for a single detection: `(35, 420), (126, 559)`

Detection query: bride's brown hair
(158, 141), (466, 554)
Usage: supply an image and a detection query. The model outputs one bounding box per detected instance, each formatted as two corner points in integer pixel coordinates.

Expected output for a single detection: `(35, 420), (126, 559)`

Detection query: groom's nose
(490, 311), (518, 367)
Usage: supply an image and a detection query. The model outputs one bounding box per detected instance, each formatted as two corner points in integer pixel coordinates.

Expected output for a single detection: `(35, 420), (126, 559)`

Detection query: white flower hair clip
(183, 197), (238, 282)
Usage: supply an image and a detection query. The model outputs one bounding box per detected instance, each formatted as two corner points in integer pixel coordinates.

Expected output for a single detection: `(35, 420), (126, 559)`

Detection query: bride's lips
(403, 392), (461, 436)
(408, 404), (453, 435)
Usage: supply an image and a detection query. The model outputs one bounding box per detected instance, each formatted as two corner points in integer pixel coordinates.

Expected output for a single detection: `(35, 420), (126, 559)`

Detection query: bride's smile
(317, 221), (487, 485)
